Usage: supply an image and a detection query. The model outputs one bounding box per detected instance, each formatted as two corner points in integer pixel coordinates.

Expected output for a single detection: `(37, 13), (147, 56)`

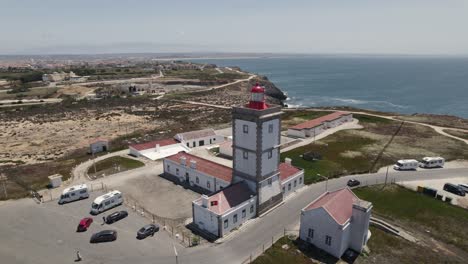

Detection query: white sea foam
(287, 96), (408, 109)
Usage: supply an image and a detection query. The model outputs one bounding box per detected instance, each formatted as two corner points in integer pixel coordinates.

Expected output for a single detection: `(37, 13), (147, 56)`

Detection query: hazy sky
(2, 0), (468, 55)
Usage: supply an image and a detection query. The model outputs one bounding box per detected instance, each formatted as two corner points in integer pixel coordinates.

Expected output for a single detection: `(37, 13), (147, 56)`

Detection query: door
(185, 172), (189, 183)
(199, 140), (204, 146)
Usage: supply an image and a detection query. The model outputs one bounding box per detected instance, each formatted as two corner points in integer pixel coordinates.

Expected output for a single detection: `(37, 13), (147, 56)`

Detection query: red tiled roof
(175, 129), (217, 141)
(304, 188), (359, 225)
(130, 138), (178, 151)
(290, 112), (350, 130)
(279, 162), (302, 182)
(166, 152), (232, 182)
(203, 182), (255, 215)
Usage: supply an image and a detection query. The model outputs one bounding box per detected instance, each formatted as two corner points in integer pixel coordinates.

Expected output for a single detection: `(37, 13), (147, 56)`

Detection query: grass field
(252, 237), (317, 264)
(281, 113), (468, 184)
(354, 185), (468, 252)
(87, 156), (144, 177)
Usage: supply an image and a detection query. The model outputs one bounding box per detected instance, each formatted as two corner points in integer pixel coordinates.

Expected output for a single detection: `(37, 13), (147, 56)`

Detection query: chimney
(155, 144), (160, 152)
(190, 160), (197, 169)
(201, 195), (209, 208)
(285, 158), (292, 165)
(180, 156), (186, 166)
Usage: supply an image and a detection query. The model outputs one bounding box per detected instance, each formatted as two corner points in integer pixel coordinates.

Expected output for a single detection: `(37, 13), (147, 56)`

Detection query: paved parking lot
(0, 192), (184, 264)
(398, 177), (468, 208)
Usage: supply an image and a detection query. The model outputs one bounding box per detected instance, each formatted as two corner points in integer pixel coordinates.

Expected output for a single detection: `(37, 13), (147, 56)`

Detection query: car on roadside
(443, 183), (466, 196)
(77, 217), (93, 232)
(90, 230), (117, 243)
(105, 210), (128, 224)
(347, 179), (360, 187)
(137, 224), (159, 239)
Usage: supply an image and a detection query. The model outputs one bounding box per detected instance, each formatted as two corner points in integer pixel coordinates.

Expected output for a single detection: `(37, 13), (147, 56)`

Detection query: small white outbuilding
(48, 174), (63, 188)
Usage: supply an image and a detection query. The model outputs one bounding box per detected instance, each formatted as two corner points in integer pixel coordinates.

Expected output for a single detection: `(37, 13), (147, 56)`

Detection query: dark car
(77, 217), (93, 232)
(137, 224), (160, 239)
(105, 210), (128, 224)
(347, 179), (360, 187)
(443, 183), (466, 196)
(90, 230), (117, 243)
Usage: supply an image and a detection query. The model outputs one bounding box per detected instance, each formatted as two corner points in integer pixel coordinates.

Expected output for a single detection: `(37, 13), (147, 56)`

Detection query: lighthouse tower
(232, 83), (283, 216)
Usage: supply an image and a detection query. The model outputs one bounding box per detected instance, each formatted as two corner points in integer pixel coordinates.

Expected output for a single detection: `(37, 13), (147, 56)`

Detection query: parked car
(347, 179), (360, 187)
(443, 183), (466, 196)
(105, 210), (128, 224)
(137, 224), (160, 239)
(458, 183), (468, 193)
(77, 217), (93, 232)
(90, 230), (117, 243)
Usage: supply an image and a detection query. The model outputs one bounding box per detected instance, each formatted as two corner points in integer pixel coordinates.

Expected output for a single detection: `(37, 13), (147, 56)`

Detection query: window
(80, 190), (86, 194)
(243, 124), (249, 134)
(299, 177), (302, 184)
(192, 142), (196, 147)
(288, 183), (291, 191)
(294, 180), (297, 187)
(233, 214), (238, 223)
(250, 205), (254, 213)
(186, 143), (189, 147)
(268, 124), (273, 133)
(282, 186), (285, 193)
(325, 235), (332, 246)
(224, 219), (228, 228)
(207, 181), (211, 189)
(167, 165), (170, 171)
(196, 177), (199, 184)
(268, 150), (273, 159)
(308, 228), (314, 238)
(213, 138), (216, 141)
(267, 178), (272, 186)
(243, 151), (248, 160)
(242, 209), (246, 218)
(176, 168), (179, 175)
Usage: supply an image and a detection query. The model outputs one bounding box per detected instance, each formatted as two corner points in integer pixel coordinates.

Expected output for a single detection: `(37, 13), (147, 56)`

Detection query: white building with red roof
(129, 138), (190, 161)
(164, 152), (232, 193)
(174, 129), (225, 148)
(192, 182), (256, 238)
(299, 188), (372, 258)
(287, 112), (353, 139)
(279, 159), (304, 197)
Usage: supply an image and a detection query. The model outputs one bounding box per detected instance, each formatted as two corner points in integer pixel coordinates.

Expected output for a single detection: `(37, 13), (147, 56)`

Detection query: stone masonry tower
(232, 83), (283, 215)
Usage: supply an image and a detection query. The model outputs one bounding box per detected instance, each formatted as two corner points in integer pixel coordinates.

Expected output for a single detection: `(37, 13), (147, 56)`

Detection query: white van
(58, 184), (89, 204)
(419, 157), (445, 168)
(393, 159), (419, 171)
(90, 190), (123, 215)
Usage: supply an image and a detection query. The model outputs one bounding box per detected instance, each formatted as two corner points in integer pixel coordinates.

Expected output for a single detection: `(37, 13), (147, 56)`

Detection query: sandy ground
(0, 110), (160, 164)
(397, 176), (468, 208)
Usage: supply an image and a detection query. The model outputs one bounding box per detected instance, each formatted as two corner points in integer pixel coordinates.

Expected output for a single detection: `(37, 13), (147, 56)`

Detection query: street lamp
(317, 173), (328, 192)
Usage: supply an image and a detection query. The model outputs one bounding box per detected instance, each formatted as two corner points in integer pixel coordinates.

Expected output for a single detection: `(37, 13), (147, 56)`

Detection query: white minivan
(393, 159), (419, 171)
(419, 157), (445, 168)
(58, 184), (89, 204)
(90, 190), (123, 215)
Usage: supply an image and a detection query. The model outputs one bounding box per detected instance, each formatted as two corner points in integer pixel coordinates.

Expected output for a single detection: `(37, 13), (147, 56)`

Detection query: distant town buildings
(299, 188), (372, 258)
(287, 112), (353, 139)
(42, 71), (88, 83)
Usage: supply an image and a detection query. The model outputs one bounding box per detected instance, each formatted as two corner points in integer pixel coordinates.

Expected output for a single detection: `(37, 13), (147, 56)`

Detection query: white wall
(129, 147), (140, 157)
(305, 125), (324, 137)
(183, 135), (225, 148)
(287, 129), (306, 138)
(234, 149), (256, 176)
(90, 142), (108, 153)
(261, 119), (280, 150)
(164, 159), (230, 193)
(193, 202), (219, 236)
(234, 120), (257, 151)
(281, 171), (304, 197)
(261, 149), (279, 176)
(219, 142), (233, 157)
(299, 208), (348, 258)
(349, 204), (372, 252)
(258, 175), (282, 205)
(220, 196), (257, 237)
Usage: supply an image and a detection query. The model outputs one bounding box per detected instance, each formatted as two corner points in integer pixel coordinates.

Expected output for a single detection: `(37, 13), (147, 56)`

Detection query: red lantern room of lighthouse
(248, 83), (268, 110)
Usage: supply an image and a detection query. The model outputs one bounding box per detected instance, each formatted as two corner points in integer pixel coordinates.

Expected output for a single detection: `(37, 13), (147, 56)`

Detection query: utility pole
(0, 174), (8, 199)
(92, 151), (97, 175)
(317, 173), (328, 192)
(385, 165), (389, 186)
(173, 243), (178, 264)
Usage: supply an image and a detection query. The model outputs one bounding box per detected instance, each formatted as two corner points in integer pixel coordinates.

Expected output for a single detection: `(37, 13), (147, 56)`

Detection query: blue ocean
(192, 56), (468, 118)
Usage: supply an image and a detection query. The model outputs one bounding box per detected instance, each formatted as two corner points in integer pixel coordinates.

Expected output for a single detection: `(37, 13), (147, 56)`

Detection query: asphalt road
(1, 168), (467, 264)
